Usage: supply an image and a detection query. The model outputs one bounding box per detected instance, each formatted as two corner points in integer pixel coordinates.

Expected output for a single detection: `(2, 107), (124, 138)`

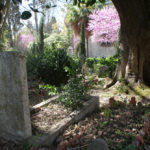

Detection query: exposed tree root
(104, 77), (117, 89)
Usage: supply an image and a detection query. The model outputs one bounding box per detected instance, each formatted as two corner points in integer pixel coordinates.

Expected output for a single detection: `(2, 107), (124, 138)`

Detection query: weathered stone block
(0, 51), (32, 141)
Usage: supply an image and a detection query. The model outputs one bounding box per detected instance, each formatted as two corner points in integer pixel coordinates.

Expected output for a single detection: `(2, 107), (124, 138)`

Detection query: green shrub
(26, 47), (41, 80)
(64, 57), (80, 77)
(37, 48), (71, 85)
(79, 20), (86, 66)
(86, 57), (118, 78)
(39, 84), (59, 96)
(57, 76), (87, 110)
(122, 144), (136, 150)
(98, 57), (118, 75)
(26, 44), (79, 86)
(85, 58), (98, 69)
(44, 32), (69, 50)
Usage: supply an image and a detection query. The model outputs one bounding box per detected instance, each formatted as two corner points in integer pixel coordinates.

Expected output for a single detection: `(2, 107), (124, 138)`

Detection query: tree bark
(0, 0), (10, 38)
(105, 26), (129, 88)
(110, 0), (150, 85)
(86, 37), (89, 57)
(33, 0), (39, 32)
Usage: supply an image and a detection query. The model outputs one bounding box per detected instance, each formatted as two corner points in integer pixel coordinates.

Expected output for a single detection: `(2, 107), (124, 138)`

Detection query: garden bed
(28, 96), (99, 149)
(31, 101), (72, 134)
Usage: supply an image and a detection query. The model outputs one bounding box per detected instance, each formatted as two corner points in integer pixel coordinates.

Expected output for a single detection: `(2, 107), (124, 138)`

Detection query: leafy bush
(26, 47), (41, 80)
(57, 76), (87, 110)
(122, 144), (136, 150)
(65, 4), (90, 25)
(86, 57), (118, 78)
(44, 32), (69, 50)
(39, 84), (59, 96)
(85, 58), (98, 69)
(64, 58), (80, 77)
(26, 44), (78, 86)
(38, 48), (72, 85)
(28, 31), (68, 51)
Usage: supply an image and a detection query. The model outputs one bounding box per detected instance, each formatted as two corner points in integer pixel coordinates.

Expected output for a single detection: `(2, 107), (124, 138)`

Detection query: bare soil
(31, 101), (72, 134)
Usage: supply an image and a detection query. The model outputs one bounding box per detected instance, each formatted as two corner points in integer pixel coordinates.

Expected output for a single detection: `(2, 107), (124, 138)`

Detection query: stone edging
(27, 96), (99, 149)
(30, 95), (60, 112)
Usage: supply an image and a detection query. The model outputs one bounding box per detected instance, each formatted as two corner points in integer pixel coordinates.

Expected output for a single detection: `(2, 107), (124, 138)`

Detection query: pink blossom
(19, 34), (34, 48)
(87, 7), (120, 44)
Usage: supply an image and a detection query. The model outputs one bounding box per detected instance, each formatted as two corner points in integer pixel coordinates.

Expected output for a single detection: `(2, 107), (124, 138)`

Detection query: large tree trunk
(110, 0), (150, 86)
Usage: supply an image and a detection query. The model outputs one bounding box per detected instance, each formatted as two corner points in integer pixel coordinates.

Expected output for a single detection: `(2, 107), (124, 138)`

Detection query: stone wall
(88, 38), (116, 58)
(70, 37), (116, 58)
(0, 51), (31, 141)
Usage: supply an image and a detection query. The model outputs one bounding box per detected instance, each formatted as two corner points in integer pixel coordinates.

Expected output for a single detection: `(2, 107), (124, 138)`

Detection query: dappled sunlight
(1, 0), (150, 149)
(56, 100), (150, 150)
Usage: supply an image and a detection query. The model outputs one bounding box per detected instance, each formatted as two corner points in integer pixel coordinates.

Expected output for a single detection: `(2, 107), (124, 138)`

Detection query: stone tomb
(0, 52), (31, 140)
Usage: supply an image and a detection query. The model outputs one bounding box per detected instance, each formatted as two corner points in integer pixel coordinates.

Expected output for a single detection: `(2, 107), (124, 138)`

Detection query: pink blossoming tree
(87, 7), (120, 44)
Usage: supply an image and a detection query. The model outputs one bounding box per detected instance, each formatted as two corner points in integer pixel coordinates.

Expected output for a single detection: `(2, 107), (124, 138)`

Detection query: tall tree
(79, 20), (86, 66)
(0, 0), (10, 49)
(0, 0), (10, 33)
(0, 0), (55, 50)
(33, 0), (39, 32)
(0, 0), (26, 50)
(44, 17), (57, 33)
(38, 16), (44, 53)
(30, 0), (57, 33)
(65, 4), (91, 57)
(7, 1), (23, 47)
(74, 0), (150, 86)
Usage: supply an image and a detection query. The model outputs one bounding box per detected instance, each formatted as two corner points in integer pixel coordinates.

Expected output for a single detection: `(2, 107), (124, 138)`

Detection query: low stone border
(27, 96), (99, 149)
(30, 95), (60, 112)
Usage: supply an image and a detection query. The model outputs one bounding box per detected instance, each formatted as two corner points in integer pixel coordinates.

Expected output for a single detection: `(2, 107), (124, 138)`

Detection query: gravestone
(0, 51), (32, 141)
(98, 65), (109, 77)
